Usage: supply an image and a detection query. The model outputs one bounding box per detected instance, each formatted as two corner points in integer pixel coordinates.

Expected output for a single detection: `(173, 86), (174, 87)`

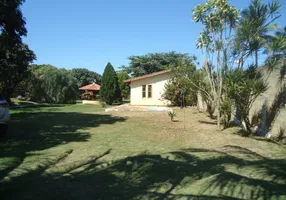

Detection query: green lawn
(1, 104), (286, 199)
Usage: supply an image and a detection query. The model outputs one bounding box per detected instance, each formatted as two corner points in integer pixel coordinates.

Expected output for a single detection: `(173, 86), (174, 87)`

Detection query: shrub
(225, 66), (267, 134)
(101, 102), (107, 108)
(163, 80), (197, 107)
(117, 71), (130, 99)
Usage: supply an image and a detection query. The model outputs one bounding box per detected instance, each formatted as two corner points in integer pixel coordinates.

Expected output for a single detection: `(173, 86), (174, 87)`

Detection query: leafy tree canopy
(71, 68), (101, 88)
(121, 51), (198, 77)
(0, 0), (27, 42)
(20, 64), (78, 104)
(0, 0), (36, 103)
(117, 71), (130, 99)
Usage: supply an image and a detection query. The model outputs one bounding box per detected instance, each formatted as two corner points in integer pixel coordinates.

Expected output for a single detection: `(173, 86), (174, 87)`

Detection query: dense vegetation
(71, 68), (101, 88)
(100, 62), (122, 105)
(162, 59), (198, 107)
(0, 0), (36, 104)
(117, 71), (130, 99)
(16, 65), (101, 104)
(191, 0), (284, 135)
(121, 52), (197, 77)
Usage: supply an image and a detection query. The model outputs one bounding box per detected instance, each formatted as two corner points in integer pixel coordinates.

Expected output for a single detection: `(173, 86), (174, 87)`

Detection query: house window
(148, 85), (152, 98)
(142, 85), (146, 98)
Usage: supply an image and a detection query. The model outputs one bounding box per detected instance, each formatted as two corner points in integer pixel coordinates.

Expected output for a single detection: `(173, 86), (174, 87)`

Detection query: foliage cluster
(121, 51), (197, 77)
(100, 62), (122, 105)
(192, 0), (284, 136)
(0, 0), (36, 104)
(117, 71), (130, 99)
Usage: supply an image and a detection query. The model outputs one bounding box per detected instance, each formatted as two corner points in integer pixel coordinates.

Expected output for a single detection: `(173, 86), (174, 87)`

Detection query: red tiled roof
(79, 83), (101, 91)
(124, 70), (171, 83)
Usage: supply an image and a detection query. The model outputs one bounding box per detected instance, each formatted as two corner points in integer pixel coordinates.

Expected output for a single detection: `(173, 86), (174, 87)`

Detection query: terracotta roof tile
(79, 83), (101, 91)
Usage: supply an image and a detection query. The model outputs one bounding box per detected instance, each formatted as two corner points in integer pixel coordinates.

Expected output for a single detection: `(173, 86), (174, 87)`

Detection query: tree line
(15, 65), (102, 104)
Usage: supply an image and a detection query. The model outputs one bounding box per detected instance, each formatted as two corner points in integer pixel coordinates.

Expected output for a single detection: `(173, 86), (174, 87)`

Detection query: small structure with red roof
(79, 83), (101, 101)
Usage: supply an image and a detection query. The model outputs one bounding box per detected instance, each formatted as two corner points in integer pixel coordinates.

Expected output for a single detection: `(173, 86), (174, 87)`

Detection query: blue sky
(22, 0), (286, 74)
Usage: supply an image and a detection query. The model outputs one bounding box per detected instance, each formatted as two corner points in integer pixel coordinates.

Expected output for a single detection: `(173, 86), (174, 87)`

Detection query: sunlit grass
(1, 105), (285, 199)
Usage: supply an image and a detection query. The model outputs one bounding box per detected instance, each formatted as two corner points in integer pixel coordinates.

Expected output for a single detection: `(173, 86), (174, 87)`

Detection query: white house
(124, 70), (171, 105)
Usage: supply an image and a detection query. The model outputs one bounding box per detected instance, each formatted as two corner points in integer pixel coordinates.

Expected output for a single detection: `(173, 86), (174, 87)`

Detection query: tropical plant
(225, 66), (267, 134)
(264, 27), (286, 83)
(233, 0), (281, 68)
(100, 62), (122, 105)
(220, 97), (232, 129)
(168, 111), (176, 122)
(193, 0), (240, 129)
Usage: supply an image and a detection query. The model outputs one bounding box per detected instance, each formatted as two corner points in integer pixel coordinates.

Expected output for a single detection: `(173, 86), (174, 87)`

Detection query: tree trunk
(238, 51), (244, 69)
(217, 30), (223, 129)
(255, 50), (258, 68)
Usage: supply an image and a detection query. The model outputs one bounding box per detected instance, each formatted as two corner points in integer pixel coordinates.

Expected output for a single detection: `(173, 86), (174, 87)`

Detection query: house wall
(130, 73), (170, 105)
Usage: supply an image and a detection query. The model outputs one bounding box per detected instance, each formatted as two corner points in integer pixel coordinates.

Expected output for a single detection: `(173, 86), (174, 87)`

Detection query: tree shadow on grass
(1, 146), (285, 200)
(0, 112), (127, 180)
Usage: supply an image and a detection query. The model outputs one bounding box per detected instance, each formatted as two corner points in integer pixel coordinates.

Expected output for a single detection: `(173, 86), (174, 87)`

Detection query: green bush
(117, 71), (130, 99)
(163, 80), (197, 107)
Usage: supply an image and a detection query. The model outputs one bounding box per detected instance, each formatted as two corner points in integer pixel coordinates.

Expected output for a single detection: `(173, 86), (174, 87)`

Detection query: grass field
(1, 104), (286, 199)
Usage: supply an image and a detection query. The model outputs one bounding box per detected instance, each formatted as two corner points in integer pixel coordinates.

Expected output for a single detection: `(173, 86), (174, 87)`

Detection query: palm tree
(265, 27), (286, 83)
(234, 0), (281, 68)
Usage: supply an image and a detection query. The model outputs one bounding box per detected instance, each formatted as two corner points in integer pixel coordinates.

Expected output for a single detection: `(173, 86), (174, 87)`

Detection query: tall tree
(122, 51), (197, 77)
(193, 0), (240, 128)
(20, 64), (78, 103)
(0, 0), (36, 103)
(0, 0), (27, 41)
(265, 26), (286, 83)
(71, 68), (101, 88)
(0, 40), (36, 103)
(225, 66), (267, 133)
(234, 0), (281, 68)
(100, 63), (122, 105)
(117, 71), (130, 99)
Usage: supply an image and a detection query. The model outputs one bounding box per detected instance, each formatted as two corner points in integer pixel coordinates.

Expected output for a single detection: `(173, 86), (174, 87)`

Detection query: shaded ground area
(1, 105), (286, 199)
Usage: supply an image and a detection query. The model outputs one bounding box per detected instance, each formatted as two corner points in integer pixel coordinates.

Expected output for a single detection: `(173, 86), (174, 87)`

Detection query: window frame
(148, 85), (152, 98)
(142, 85), (146, 98)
